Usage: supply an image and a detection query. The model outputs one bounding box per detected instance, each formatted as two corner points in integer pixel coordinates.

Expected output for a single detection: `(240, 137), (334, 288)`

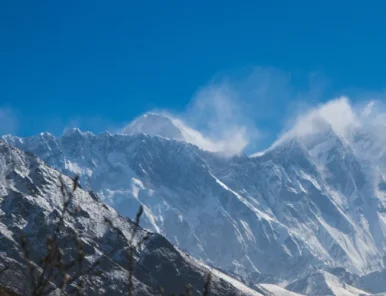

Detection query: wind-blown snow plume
(183, 83), (256, 155)
(136, 67), (294, 155)
(277, 97), (357, 140)
(277, 95), (386, 143)
(181, 67), (306, 154)
(162, 67), (328, 155)
(122, 112), (223, 153)
(0, 107), (18, 135)
(123, 79), (262, 155)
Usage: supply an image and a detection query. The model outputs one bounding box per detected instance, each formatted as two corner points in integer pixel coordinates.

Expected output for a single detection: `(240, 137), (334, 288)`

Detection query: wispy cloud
(177, 67), (386, 157)
(119, 67), (332, 155)
(182, 82), (257, 155)
(173, 67), (331, 154)
(0, 107), (19, 135)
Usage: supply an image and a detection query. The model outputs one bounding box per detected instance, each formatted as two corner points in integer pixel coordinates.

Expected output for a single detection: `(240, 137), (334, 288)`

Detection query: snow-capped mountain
(0, 139), (274, 296)
(123, 113), (221, 153)
(123, 112), (188, 141)
(4, 112), (386, 295)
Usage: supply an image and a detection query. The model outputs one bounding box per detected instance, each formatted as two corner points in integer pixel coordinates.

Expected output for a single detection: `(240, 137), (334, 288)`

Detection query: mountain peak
(253, 116), (342, 158)
(62, 128), (94, 138)
(122, 112), (185, 140)
(122, 112), (223, 153)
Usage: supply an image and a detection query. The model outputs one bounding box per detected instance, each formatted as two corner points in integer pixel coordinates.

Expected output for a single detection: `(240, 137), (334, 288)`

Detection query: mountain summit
(123, 113), (186, 140)
(122, 112), (221, 152)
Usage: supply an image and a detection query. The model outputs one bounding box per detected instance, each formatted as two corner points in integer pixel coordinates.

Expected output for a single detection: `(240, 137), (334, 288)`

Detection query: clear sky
(1, 1), (386, 149)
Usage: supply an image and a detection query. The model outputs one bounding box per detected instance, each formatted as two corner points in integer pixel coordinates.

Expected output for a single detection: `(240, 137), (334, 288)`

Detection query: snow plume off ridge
(122, 111), (250, 156)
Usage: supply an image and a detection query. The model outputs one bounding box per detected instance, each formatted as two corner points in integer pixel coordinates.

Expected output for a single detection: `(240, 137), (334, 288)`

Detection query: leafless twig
(202, 272), (211, 296)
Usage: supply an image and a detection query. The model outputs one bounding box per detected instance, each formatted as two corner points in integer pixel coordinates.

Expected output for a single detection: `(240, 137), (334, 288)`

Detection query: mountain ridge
(3, 112), (386, 294)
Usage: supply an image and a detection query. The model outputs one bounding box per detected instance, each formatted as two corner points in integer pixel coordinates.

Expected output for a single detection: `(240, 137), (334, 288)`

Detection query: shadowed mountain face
(0, 140), (267, 296)
(4, 113), (386, 295)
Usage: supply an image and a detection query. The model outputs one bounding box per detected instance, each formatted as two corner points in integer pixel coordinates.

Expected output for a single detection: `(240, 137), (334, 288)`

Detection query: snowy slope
(0, 140), (271, 296)
(4, 113), (386, 294)
(286, 270), (370, 296)
(259, 284), (303, 296)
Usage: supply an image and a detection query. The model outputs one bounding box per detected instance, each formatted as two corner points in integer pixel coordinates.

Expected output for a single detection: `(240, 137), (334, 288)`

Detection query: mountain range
(2, 112), (386, 295)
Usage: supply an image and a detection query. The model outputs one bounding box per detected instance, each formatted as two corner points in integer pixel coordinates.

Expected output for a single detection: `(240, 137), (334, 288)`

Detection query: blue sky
(1, 1), (386, 150)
